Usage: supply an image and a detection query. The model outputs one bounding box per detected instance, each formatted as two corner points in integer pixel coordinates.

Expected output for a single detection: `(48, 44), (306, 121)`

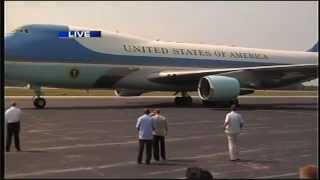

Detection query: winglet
(307, 42), (318, 52)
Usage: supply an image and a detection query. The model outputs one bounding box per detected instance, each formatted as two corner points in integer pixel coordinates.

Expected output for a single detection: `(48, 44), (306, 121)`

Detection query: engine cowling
(198, 75), (240, 101)
(114, 88), (145, 96)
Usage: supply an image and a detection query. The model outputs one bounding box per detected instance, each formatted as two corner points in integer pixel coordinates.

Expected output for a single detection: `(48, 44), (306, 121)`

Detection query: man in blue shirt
(136, 108), (154, 164)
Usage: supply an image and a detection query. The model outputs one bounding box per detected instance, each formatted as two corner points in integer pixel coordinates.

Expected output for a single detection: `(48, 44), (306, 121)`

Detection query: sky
(4, 1), (319, 85)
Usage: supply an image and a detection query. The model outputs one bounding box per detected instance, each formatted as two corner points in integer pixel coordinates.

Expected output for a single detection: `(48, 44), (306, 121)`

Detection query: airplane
(4, 24), (318, 109)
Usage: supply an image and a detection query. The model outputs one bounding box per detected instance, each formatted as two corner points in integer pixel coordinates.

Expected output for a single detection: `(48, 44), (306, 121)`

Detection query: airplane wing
(149, 64), (318, 90)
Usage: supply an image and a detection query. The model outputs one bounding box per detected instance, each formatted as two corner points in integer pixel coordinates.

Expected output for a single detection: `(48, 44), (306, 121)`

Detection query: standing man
(5, 102), (22, 152)
(152, 109), (168, 161)
(223, 104), (244, 161)
(136, 108), (154, 165)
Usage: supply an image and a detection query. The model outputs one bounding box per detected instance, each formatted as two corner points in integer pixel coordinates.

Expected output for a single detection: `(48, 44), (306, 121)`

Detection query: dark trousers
(137, 139), (152, 164)
(153, 135), (166, 161)
(6, 122), (21, 151)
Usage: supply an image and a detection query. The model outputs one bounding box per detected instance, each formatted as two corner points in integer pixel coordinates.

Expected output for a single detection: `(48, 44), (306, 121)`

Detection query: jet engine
(197, 75), (240, 102)
(114, 88), (145, 96)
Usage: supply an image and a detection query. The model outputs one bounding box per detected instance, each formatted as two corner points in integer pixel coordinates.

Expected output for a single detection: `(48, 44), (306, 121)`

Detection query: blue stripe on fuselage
(5, 25), (286, 68)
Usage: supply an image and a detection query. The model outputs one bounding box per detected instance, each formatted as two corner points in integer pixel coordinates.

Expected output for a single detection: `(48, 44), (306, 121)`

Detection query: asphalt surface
(4, 96), (318, 179)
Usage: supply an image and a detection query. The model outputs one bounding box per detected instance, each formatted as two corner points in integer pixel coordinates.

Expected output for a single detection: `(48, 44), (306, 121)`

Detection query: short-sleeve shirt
(224, 111), (244, 134)
(136, 114), (154, 140)
(152, 114), (168, 136)
(5, 106), (22, 123)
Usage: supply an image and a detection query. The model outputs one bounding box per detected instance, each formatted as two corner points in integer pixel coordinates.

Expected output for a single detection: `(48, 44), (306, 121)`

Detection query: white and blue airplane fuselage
(5, 24), (318, 108)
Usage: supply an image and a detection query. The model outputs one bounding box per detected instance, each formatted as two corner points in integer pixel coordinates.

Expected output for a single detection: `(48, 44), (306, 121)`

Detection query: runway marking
(25, 127), (315, 151)
(145, 168), (221, 177)
(145, 168), (187, 176)
(255, 172), (298, 178)
(299, 154), (312, 158)
(6, 148), (264, 178)
(5, 167), (95, 178)
(170, 120), (222, 126)
(142, 148), (264, 177)
(5, 96), (318, 99)
(27, 129), (54, 133)
(267, 128), (317, 135)
(29, 134), (219, 151)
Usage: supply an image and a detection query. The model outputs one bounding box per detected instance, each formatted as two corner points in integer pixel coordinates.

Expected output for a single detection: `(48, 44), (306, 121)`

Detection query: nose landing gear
(33, 97), (46, 109)
(30, 85), (46, 109)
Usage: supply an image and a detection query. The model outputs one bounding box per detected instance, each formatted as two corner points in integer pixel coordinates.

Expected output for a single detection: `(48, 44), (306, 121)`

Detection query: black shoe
(137, 161), (142, 164)
(145, 161), (151, 165)
(6, 150), (10, 152)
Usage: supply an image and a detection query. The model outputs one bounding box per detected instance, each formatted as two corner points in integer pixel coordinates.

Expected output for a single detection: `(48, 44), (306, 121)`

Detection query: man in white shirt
(224, 104), (244, 161)
(5, 102), (22, 152)
(136, 108), (154, 164)
(152, 109), (168, 161)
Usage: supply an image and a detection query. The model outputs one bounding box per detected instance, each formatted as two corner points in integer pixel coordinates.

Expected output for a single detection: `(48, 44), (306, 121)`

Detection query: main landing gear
(174, 91), (192, 105)
(31, 85), (46, 109)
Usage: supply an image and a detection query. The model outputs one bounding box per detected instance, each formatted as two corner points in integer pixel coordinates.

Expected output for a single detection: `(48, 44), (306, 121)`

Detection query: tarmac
(4, 96), (318, 179)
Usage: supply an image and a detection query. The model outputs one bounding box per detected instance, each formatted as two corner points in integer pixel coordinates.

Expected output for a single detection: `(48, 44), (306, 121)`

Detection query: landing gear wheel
(202, 100), (214, 106)
(174, 96), (192, 105)
(230, 99), (240, 107)
(186, 96), (192, 104)
(33, 97), (46, 109)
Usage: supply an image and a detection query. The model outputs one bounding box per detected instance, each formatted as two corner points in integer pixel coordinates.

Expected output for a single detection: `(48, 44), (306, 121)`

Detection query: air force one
(4, 24), (318, 108)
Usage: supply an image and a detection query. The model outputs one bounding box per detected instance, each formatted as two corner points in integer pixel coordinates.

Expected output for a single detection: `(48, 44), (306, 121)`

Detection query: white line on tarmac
(142, 148), (264, 177)
(29, 134), (218, 151)
(145, 168), (187, 176)
(255, 172), (298, 179)
(6, 167), (95, 178)
(6, 148), (263, 178)
(4, 96), (318, 99)
(26, 127), (315, 152)
(175, 171), (298, 179)
(145, 168), (220, 177)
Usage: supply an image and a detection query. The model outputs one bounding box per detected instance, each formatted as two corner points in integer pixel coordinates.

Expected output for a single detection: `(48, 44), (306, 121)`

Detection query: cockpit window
(14, 28), (29, 33)
(14, 28), (23, 33)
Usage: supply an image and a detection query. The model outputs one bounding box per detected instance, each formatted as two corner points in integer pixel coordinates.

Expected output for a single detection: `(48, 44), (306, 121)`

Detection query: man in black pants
(5, 102), (22, 152)
(136, 109), (154, 164)
(152, 109), (168, 161)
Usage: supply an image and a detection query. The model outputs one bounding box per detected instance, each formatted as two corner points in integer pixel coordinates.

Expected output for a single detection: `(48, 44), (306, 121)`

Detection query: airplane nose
(4, 36), (10, 58)
(4, 33), (18, 59)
